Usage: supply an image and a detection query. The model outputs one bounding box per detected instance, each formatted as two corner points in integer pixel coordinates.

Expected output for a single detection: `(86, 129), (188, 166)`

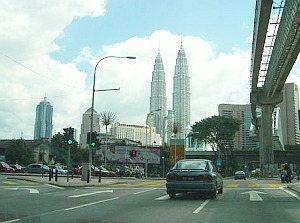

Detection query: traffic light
(91, 131), (97, 147)
(63, 127), (74, 145)
(161, 150), (167, 160)
(132, 150), (137, 157)
(129, 150), (133, 159)
(96, 139), (102, 148)
(129, 150), (137, 159)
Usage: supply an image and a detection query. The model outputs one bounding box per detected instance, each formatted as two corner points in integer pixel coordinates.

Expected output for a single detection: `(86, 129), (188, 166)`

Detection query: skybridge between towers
(250, 0), (300, 177)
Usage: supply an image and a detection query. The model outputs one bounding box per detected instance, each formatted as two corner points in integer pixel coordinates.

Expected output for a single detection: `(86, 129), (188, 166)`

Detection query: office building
(110, 122), (158, 146)
(149, 49), (167, 137)
(278, 83), (300, 145)
(218, 104), (257, 150)
(172, 42), (191, 139)
(34, 97), (53, 141)
(79, 107), (100, 149)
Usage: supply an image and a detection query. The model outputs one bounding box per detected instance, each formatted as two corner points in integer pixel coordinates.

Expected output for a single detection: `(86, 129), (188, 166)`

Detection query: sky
(1, 0), (300, 140)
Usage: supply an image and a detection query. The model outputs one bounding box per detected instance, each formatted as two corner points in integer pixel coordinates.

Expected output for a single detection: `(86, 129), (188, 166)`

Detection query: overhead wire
(0, 51), (92, 101)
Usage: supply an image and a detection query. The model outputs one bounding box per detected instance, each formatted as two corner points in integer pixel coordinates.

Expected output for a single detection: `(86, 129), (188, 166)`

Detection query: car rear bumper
(166, 181), (216, 193)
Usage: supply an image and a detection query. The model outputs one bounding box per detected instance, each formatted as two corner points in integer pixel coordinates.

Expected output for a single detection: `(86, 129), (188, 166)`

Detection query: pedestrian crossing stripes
(1, 180), (39, 186)
(113, 181), (283, 188)
(227, 183), (282, 188)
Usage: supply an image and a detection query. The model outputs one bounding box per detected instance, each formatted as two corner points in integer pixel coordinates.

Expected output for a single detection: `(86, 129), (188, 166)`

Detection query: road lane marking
(2, 219), (21, 223)
(2, 181), (18, 185)
(269, 184), (282, 188)
(248, 184), (259, 188)
(193, 199), (210, 214)
(68, 190), (113, 198)
(133, 188), (157, 194)
(280, 186), (300, 201)
(155, 195), (169, 200)
(45, 184), (65, 190)
(64, 197), (119, 211)
(227, 184), (239, 188)
(241, 191), (266, 201)
(4, 187), (39, 194)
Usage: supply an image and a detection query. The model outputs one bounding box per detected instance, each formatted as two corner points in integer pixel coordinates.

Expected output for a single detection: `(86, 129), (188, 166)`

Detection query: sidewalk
(8, 174), (138, 187)
(287, 182), (300, 194)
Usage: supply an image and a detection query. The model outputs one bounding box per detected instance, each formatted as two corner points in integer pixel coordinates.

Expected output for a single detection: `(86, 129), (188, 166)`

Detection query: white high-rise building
(34, 97), (53, 141)
(149, 49), (167, 137)
(110, 122), (157, 146)
(172, 42), (191, 139)
(79, 107), (100, 149)
(278, 83), (300, 145)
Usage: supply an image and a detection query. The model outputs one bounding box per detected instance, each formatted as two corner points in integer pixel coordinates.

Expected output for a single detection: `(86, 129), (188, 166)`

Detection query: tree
(100, 111), (116, 168)
(51, 132), (87, 165)
(192, 115), (240, 175)
(51, 132), (66, 149)
(6, 139), (34, 165)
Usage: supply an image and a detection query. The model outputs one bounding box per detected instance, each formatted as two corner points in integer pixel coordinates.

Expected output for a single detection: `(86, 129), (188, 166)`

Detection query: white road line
(45, 184), (65, 190)
(193, 199), (210, 214)
(64, 197), (119, 211)
(280, 186), (300, 201)
(133, 188), (157, 195)
(155, 195), (169, 200)
(68, 190), (113, 198)
(2, 219), (21, 223)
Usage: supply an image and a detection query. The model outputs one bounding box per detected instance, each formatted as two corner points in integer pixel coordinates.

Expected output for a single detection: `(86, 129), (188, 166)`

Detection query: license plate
(182, 177), (194, 181)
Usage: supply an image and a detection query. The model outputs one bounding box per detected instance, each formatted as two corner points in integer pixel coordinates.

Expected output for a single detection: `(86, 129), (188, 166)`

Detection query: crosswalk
(1, 180), (39, 186)
(112, 181), (283, 188)
(0, 179), (284, 189)
(227, 183), (282, 188)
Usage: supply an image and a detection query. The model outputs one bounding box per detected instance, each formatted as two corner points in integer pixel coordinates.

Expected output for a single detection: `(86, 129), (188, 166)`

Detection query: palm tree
(100, 111), (116, 168)
(169, 122), (182, 164)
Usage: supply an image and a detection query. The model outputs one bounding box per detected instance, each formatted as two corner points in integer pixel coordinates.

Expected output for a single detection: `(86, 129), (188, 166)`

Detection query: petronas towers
(149, 42), (191, 143)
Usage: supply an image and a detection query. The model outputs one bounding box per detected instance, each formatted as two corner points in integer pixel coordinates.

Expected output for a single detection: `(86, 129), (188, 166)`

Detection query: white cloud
(0, 1), (280, 141)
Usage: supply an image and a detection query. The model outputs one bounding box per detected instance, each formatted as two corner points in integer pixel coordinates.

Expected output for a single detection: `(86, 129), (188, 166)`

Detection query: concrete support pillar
(260, 104), (274, 177)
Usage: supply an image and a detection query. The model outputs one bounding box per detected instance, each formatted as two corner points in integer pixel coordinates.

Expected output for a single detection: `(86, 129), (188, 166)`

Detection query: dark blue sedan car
(166, 159), (223, 199)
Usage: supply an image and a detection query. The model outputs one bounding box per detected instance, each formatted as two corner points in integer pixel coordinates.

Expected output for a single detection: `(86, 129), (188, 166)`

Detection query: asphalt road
(0, 177), (299, 223)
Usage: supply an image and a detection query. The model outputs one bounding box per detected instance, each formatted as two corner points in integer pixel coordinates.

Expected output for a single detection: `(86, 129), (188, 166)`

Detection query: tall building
(172, 42), (191, 139)
(34, 97), (53, 141)
(218, 104), (257, 150)
(79, 107), (100, 149)
(278, 83), (300, 145)
(110, 122), (157, 146)
(149, 49), (167, 137)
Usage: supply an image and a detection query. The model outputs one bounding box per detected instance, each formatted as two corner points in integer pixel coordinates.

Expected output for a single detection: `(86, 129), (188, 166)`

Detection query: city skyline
(1, 1), (300, 140)
(149, 49), (167, 137)
(34, 97), (53, 141)
(172, 42), (191, 139)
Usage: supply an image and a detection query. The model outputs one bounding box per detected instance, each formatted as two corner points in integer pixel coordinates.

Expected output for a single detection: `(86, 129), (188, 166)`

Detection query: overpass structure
(250, 0), (300, 177)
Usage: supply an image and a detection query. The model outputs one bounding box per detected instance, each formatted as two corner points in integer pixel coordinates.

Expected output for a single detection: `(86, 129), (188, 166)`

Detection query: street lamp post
(89, 56), (136, 166)
(145, 108), (161, 178)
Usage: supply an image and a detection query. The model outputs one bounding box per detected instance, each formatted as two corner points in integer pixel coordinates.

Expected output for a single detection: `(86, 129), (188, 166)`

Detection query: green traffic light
(162, 156), (165, 159)
(91, 142), (96, 147)
(67, 139), (73, 145)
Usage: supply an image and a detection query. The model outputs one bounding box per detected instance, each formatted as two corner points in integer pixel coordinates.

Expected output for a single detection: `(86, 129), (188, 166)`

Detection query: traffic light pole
(67, 145), (70, 182)
(89, 55), (136, 167)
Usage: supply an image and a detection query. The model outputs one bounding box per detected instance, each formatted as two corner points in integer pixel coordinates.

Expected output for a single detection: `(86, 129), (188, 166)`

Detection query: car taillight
(167, 173), (178, 181)
(197, 174), (213, 182)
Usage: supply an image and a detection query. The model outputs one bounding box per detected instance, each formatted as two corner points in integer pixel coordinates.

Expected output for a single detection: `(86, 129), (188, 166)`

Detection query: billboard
(96, 145), (160, 164)
(169, 145), (185, 165)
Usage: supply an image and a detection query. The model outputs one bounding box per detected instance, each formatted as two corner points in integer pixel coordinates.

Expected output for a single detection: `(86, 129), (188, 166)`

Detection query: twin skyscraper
(149, 41), (191, 143)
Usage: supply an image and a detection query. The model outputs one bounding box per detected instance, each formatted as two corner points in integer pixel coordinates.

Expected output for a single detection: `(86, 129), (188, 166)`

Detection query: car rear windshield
(174, 160), (208, 170)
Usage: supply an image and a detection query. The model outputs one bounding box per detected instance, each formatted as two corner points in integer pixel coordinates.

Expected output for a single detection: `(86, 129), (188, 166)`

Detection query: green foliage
(284, 145), (300, 150)
(192, 115), (240, 153)
(52, 132), (66, 149)
(6, 139), (34, 165)
(192, 115), (240, 176)
(51, 132), (88, 164)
